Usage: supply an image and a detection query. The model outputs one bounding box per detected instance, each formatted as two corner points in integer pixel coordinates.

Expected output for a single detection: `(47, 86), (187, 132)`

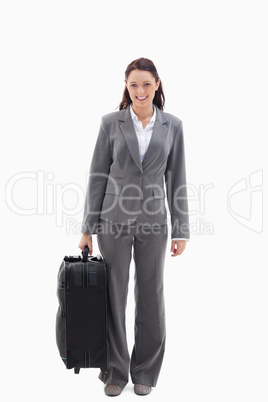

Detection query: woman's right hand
(78, 233), (93, 255)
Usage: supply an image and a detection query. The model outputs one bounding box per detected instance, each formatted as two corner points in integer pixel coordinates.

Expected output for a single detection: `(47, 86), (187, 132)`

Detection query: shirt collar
(130, 103), (156, 124)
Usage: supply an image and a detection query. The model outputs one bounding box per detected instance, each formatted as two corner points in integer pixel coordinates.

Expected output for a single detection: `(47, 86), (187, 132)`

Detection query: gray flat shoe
(104, 385), (123, 396)
(134, 384), (152, 395)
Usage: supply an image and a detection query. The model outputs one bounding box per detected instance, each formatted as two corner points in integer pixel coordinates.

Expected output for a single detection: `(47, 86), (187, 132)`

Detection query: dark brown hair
(118, 57), (165, 111)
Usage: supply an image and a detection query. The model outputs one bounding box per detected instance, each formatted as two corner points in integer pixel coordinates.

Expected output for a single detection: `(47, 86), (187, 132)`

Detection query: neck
(131, 103), (154, 121)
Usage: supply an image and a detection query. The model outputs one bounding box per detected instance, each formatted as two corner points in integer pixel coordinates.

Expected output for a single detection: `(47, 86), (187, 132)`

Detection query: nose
(137, 86), (146, 95)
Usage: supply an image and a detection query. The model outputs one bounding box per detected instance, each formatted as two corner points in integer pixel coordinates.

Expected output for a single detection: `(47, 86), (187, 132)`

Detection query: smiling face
(125, 69), (160, 111)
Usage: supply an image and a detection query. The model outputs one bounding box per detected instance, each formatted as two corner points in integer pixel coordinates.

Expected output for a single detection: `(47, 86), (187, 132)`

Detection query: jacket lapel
(119, 104), (168, 172)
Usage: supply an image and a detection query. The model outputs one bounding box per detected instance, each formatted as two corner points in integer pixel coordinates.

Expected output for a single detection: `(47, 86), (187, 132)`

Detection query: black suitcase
(56, 245), (108, 374)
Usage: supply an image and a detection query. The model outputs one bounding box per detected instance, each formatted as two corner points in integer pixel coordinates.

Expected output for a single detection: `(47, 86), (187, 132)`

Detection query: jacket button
(139, 172), (143, 176)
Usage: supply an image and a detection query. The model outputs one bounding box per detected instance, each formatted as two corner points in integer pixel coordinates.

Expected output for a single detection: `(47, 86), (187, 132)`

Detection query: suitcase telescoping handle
(82, 245), (90, 262)
(82, 245), (103, 262)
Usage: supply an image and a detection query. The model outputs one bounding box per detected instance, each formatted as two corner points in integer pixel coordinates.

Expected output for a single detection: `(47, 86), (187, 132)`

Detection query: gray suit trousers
(97, 218), (168, 388)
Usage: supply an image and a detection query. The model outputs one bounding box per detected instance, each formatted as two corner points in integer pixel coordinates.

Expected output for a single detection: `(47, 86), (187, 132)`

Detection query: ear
(156, 79), (161, 90)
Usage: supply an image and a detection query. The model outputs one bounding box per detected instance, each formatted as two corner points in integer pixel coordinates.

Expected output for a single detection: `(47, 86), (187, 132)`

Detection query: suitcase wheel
(74, 367), (80, 374)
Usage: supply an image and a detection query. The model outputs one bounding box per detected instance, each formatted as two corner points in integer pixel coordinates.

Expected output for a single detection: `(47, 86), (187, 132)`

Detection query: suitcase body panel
(56, 253), (108, 373)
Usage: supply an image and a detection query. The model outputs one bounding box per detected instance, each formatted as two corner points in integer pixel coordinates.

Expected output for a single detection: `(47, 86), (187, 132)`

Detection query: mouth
(136, 96), (148, 102)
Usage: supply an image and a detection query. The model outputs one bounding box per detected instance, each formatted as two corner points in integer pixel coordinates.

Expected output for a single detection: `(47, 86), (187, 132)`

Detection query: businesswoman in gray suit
(78, 57), (190, 396)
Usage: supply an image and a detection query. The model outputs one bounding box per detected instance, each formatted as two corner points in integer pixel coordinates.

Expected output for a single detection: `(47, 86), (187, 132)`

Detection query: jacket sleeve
(81, 117), (112, 234)
(164, 121), (190, 240)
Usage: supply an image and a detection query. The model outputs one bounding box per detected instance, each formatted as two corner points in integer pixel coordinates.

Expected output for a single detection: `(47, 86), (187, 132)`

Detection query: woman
(78, 57), (190, 396)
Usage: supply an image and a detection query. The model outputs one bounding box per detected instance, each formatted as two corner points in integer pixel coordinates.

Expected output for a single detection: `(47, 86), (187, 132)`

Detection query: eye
(130, 84), (137, 87)
(144, 83), (151, 86)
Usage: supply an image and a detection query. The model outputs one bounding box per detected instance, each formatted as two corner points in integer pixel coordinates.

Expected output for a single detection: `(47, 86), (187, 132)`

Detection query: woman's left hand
(170, 240), (186, 257)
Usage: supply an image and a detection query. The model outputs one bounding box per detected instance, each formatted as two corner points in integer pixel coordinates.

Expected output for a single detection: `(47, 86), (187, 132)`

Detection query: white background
(1, 1), (267, 401)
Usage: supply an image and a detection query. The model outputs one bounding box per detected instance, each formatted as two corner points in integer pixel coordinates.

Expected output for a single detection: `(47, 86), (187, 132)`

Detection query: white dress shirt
(130, 103), (189, 242)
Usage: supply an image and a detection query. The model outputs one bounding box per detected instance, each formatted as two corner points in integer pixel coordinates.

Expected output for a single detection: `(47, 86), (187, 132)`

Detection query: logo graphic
(227, 170), (263, 233)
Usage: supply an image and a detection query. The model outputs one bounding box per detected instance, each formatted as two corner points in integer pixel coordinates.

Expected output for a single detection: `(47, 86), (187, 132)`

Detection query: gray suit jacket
(81, 104), (190, 239)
